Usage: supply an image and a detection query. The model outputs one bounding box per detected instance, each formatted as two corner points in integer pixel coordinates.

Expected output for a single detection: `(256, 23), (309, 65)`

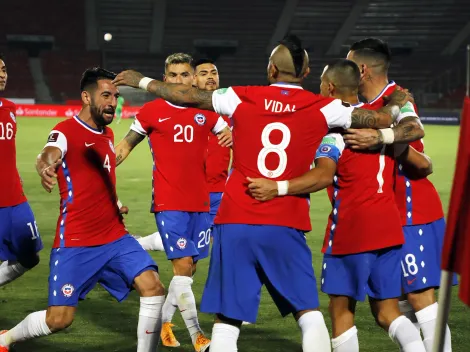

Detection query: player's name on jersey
(265, 99), (296, 113)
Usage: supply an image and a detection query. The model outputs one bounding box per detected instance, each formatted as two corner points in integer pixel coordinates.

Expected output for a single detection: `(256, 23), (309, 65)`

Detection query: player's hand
(40, 159), (62, 193)
(344, 129), (382, 150)
(112, 70), (145, 88)
(246, 177), (278, 201)
(217, 127), (233, 147)
(384, 86), (412, 108)
(119, 206), (129, 215)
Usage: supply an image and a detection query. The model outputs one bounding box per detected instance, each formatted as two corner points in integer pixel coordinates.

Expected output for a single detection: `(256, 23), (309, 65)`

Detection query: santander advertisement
(15, 105), (140, 118)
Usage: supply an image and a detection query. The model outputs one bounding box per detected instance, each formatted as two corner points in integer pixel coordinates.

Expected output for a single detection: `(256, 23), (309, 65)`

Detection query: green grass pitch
(1, 117), (469, 351)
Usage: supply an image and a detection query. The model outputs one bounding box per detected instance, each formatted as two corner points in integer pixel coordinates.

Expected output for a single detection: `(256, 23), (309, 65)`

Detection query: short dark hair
(279, 33), (307, 78)
(324, 58), (360, 94)
(192, 58), (216, 69)
(349, 37), (391, 71)
(80, 67), (116, 92)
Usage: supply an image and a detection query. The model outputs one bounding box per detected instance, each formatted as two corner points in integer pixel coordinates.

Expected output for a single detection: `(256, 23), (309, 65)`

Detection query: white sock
(0, 310), (52, 347)
(0, 261), (28, 287)
(298, 311), (331, 352)
(332, 326), (359, 352)
(137, 232), (164, 251)
(416, 303), (452, 352)
(210, 323), (239, 352)
(171, 276), (203, 343)
(399, 300), (420, 332)
(137, 295), (165, 352)
(389, 315), (426, 352)
(162, 283), (178, 323)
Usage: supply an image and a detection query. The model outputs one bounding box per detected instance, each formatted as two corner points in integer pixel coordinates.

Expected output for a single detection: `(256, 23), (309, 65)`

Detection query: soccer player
(112, 35), (411, 352)
(247, 59), (428, 352)
(0, 53), (43, 287)
(344, 38), (454, 351)
(0, 67), (165, 352)
(115, 95), (125, 124)
(114, 53), (231, 352)
(193, 58), (231, 225)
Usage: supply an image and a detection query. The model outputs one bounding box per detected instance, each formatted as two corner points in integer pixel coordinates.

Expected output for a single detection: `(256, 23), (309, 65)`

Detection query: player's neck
(335, 94), (360, 106)
(360, 76), (390, 102)
(77, 111), (102, 131)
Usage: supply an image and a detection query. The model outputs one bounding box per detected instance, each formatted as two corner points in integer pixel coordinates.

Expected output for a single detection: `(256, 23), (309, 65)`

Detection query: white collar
(270, 83), (304, 90)
(73, 115), (103, 134)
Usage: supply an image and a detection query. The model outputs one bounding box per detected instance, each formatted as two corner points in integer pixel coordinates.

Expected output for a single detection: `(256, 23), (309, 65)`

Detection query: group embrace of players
(0, 34), (456, 352)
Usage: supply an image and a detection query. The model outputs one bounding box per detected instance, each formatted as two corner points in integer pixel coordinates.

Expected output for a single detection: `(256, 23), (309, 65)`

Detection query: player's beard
(90, 101), (114, 127)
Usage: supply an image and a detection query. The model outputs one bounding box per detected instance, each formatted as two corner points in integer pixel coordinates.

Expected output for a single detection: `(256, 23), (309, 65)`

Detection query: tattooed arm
(112, 70), (215, 110)
(115, 130), (145, 166)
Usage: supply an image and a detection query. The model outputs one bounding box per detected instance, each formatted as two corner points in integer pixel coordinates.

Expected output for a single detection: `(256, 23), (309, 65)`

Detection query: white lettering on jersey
(264, 100), (296, 113)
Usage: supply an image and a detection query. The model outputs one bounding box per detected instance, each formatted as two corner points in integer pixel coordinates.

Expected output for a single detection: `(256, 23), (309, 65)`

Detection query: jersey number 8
(257, 122), (291, 178)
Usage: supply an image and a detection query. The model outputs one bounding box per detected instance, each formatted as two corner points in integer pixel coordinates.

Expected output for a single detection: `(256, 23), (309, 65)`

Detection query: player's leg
(368, 246), (425, 352)
(321, 252), (375, 352)
(0, 202), (43, 286)
(0, 244), (107, 348)
(402, 219), (453, 352)
(157, 211), (210, 349)
(97, 234), (165, 352)
(257, 226), (330, 352)
(135, 231), (165, 251)
(201, 224), (264, 351)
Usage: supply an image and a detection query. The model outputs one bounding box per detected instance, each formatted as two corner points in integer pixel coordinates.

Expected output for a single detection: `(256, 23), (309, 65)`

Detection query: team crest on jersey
(10, 112), (16, 122)
(177, 237), (187, 250)
(320, 145), (332, 153)
(62, 284), (75, 297)
(194, 113), (206, 126)
(109, 140), (115, 154)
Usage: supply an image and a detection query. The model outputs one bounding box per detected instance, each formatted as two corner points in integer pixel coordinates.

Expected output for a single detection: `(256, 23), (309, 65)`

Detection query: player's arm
(247, 134), (342, 201)
(113, 70), (214, 111)
(115, 130), (145, 166)
(211, 116), (232, 147)
(395, 144), (433, 178)
(36, 147), (62, 192)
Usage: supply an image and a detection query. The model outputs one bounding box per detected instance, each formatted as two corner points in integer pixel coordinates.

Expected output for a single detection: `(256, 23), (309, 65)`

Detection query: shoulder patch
(47, 132), (59, 143)
(216, 88), (228, 95)
(322, 136), (338, 145)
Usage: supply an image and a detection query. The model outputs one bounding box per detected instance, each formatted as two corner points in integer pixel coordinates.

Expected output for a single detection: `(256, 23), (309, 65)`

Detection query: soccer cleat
(194, 333), (211, 352)
(131, 234), (142, 240)
(160, 322), (180, 347)
(242, 321), (252, 325)
(0, 330), (9, 351)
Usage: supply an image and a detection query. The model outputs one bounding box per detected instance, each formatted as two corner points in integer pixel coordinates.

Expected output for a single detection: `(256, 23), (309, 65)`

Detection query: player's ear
(163, 74), (167, 82)
(81, 91), (91, 106)
(328, 82), (335, 97)
(303, 66), (311, 79)
(271, 64), (279, 79)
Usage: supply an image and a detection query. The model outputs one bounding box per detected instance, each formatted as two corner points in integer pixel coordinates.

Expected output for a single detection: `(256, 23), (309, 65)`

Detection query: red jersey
(206, 116), (231, 193)
(0, 98), (27, 207)
(131, 100), (228, 212)
(212, 84), (356, 231)
(368, 82), (444, 225)
(317, 103), (404, 255)
(44, 116), (127, 248)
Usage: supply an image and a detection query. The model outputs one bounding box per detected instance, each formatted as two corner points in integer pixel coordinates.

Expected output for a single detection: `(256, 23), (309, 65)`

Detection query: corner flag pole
(432, 44), (470, 352)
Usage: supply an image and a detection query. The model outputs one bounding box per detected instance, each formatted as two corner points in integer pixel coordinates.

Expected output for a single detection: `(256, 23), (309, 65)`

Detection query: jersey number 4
(257, 122), (291, 178)
(0, 122), (14, 140)
(103, 154), (111, 173)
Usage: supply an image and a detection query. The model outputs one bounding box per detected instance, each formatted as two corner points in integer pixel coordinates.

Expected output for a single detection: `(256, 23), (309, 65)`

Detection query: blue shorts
(48, 234), (157, 307)
(0, 202), (43, 266)
(401, 218), (458, 293)
(209, 192), (223, 225)
(201, 224), (319, 323)
(155, 211), (211, 262)
(321, 246), (403, 301)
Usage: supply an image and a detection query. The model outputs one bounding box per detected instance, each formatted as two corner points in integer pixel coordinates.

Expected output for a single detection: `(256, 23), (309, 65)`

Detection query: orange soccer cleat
(0, 330), (9, 352)
(193, 332), (211, 352)
(160, 322), (180, 347)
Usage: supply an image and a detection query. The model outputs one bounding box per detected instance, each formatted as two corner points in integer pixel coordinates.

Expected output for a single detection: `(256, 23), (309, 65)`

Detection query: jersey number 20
(257, 122), (291, 178)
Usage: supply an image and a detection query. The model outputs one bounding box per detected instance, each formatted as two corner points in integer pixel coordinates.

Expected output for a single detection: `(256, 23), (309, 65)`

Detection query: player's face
(0, 60), (7, 91)
(89, 80), (120, 127)
(164, 63), (194, 86)
(194, 63), (219, 91)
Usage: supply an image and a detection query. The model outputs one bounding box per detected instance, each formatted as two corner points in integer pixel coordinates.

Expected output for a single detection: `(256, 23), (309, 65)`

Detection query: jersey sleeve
(44, 129), (68, 158)
(319, 99), (355, 129)
(396, 101), (419, 123)
(314, 133), (345, 164)
(130, 104), (153, 136)
(211, 116), (229, 134)
(212, 87), (243, 118)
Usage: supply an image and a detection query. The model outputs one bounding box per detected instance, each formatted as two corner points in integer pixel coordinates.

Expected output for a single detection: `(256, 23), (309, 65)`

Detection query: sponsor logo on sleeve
(47, 132), (59, 143)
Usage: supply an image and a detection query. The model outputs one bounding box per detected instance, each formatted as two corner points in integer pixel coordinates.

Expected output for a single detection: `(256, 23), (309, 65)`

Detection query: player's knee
(46, 311), (74, 332)
(373, 309), (398, 331)
(407, 288), (435, 311)
(172, 257), (194, 276)
(136, 270), (165, 296)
